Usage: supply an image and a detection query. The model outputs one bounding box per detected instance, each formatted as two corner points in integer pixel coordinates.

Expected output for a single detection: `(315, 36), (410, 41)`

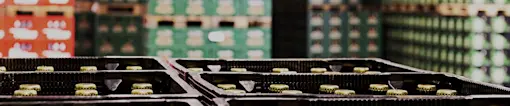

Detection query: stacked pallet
(384, 0), (510, 86)
(145, 0), (272, 59)
(0, 0), (74, 58)
(93, 0), (146, 56)
(308, 0), (382, 58)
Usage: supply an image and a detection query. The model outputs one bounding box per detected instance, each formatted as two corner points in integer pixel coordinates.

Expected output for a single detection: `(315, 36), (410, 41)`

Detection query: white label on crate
(329, 30), (341, 40)
(156, 0), (174, 14)
(368, 15), (378, 25)
(492, 51), (506, 66)
(218, 50), (234, 59)
(310, 16), (323, 26)
(44, 21), (71, 40)
(187, 30), (205, 47)
(470, 68), (486, 82)
(121, 43), (135, 53)
(248, 50), (264, 59)
(9, 43), (38, 58)
(329, 17), (341, 26)
(310, 0), (324, 5)
(472, 34), (486, 50)
(13, 0), (38, 5)
(310, 44), (323, 54)
(0, 30), (4, 39)
(310, 30), (324, 40)
(48, 0), (69, 4)
(349, 16), (360, 25)
(156, 30), (173, 46)
(188, 50), (204, 58)
(248, 0), (264, 15)
(368, 43), (377, 52)
(491, 67), (507, 84)
(472, 51), (486, 67)
(100, 41), (113, 53)
(492, 16), (506, 33)
(11, 20), (38, 40)
(473, 17), (486, 33)
(187, 0), (205, 15)
(157, 50), (173, 58)
(329, 44), (341, 53)
(349, 44), (359, 52)
(349, 30), (360, 39)
(329, 0), (343, 4)
(208, 31), (226, 42)
(247, 30), (264, 47)
(43, 50), (71, 57)
(492, 34), (507, 50)
(368, 29), (377, 39)
(217, 0), (235, 15)
(218, 31), (235, 46)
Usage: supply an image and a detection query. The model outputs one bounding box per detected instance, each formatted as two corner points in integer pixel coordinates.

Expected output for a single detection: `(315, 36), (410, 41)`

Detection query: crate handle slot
(47, 11), (64, 16)
(248, 21), (263, 27)
(219, 21), (234, 27)
(187, 21), (202, 27)
(158, 20), (174, 27)
(16, 11), (34, 16)
(108, 6), (134, 14)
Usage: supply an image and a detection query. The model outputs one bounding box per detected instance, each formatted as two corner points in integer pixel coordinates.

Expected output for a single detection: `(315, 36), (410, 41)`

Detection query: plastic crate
(213, 97), (510, 106)
(0, 71), (201, 100)
(169, 58), (433, 79)
(0, 57), (168, 71)
(0, 99), (203, 106)
(190, 72), (510, 103)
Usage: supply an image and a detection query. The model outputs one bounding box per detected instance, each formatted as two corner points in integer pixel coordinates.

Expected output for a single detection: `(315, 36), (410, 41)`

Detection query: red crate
(40, 16), (74, 41)
(3, 40), (43, 58)
(5, 16), (42, 41)
(41, 0), (74, 6)
(41, 40), (73, 57)
(5, 0), (73, 6)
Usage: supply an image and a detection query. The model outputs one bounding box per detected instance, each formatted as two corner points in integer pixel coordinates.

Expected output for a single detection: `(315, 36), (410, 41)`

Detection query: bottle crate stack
(145, 0), (272, 59)
(93, 0), (146, 56)
(0, 0), (74, 58)
(383, 0), (510, 86)
(308, 0), (382, 58)
(74, 0), (95, 56)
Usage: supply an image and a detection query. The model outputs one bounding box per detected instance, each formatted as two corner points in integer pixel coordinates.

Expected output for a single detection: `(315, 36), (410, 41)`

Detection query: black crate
(0, 99), (203, 106)
(190, 72), (510, 103)
(170, 58), (433, 80)
(0, 71), (201, 100)
(0, 57), (168, 71)
(213, 97), (510, 106)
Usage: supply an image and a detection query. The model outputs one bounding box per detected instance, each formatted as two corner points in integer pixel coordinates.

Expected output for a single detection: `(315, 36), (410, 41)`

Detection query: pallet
(436, 4), (510, 16)
(145, 15), (211, 29)
(6, 5), (74, 17)
(75, 0), (94, 12)
(95, 3), (145, 16)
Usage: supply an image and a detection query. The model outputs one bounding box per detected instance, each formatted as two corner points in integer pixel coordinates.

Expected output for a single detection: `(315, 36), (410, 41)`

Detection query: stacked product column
(146, 0), (272, 59)
(74, 0), (95, 56)
(383, 0), (510, 86)
(94, 0), (147, 56)
(308, 0), (382, 58)
(1, 0), (75, 58)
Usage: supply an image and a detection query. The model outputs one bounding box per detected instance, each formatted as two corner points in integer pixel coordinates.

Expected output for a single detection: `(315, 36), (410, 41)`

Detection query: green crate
(95, 15), (144, 37)
(75, 12), (95, 34)
(210, 47), (243, 59)
(75, 33), (95, 56)
(211, 0), (241, 16)
(147, 0), (179, 15)
(97, 0), (147, 3)
(240, 28), (271, 49)
(240, 48), (271, 59)
(94, 35), (145, 56)
(147, 47), (184, 58)
(207, 28), (244, 49)
(239, 0), (272, 16)
(147, 27), (185, 48)
(174, 0), (215, 16)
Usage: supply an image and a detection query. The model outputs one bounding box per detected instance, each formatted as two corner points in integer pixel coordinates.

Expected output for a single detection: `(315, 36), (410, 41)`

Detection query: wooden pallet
(75, 0), (94, 12)
(6, 5), (74, 17)
(145, 15), (211, 29)
(436, 4), (510, 16)
(95, 3), (145, 16)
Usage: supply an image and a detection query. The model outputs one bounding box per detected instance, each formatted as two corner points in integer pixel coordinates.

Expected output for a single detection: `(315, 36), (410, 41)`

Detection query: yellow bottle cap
(281, 90), (303, 94)
(217, 84), (236, 90)
(231, 68), (248, 72)
(334, 89), (356, 95)
(364, 71), (382, 74)
(75, 83), (97, 90)
(225, 89), (247, 94)
(353, 67), (369, 73)
(188, 68), (204, 72)
(417, 84), (437, 91)
(272, 68), (289, 73)
(36, 66), (54, 72)
(0, 66), (6, 71)
(13, 90), (37, 96)
(126, 66), (143, 70)
(132, 83), (153, 89)
(19, 84), (41, 91)
(269, 84), (290, 92)
(75, 90), (99, 96)
(80, 66), (98, 71)
(369, 84), (389, 91)
(132, 89), (154, 95)
(386, 89), (408, 95)
(436, 89), (457, 96)
(319, 84), (340, 93)
(311, 68), (327, 73)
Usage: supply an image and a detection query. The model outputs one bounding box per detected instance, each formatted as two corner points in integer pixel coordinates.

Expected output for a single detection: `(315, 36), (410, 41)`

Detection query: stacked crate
(383, 0), (510, 86)
(74, 0), (95, 56)
(1, 0), (74, 58)
(94, 0), (146, 56)
(0, 0), (4, 57)
(308, 0), (382, 58)
(146, 0), (272, 59)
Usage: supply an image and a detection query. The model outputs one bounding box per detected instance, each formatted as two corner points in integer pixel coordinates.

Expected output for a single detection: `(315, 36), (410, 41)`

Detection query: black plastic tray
(190, 72), (510, 102)
(0, 70), (201, 100)
(0, 99), (203, 106)
(0, 56), (169, 71)
(170, 58), (433, 79)
(213, 97), (510, 106)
